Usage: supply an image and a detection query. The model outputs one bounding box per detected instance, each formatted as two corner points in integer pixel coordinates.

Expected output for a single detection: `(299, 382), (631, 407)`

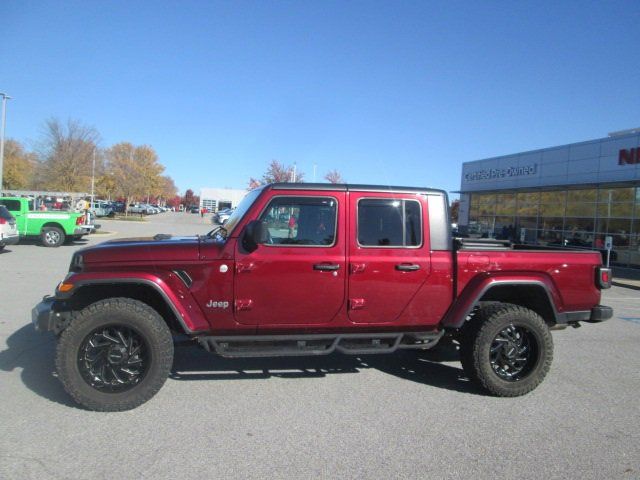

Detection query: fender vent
(173, 270), (193, 288)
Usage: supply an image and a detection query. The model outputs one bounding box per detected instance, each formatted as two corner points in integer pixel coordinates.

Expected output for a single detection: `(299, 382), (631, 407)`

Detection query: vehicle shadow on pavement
(170, 339), (483, 395)
(0, 324), (78, 408)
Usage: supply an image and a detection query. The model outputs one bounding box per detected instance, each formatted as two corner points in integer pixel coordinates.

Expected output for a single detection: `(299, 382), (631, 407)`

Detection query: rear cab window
(357, 198), (423, 248)
(0, 200), (21, 212)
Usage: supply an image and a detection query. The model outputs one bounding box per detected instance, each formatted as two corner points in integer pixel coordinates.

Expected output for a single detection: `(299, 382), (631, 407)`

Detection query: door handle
(395, 263), (420, 271)
(313, 263), (340, 271)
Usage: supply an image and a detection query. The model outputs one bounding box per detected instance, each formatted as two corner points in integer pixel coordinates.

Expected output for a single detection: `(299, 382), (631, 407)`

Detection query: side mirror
(242, 220), (266, 253)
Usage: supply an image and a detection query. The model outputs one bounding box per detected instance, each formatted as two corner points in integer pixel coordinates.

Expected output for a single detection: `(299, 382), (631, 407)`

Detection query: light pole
(0, 93), (12, 192)
(91, 147), (96, 206)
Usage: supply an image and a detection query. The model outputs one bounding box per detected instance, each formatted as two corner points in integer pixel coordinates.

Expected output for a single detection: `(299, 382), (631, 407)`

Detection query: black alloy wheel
(78, 325), (150, 393)
(56, 298), (174, 411)
(460, 303), (553, 397)
(489, 324), (538, 382)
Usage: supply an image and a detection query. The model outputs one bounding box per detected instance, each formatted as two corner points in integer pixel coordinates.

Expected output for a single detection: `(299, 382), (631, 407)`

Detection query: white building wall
(199, 188), (247, 211)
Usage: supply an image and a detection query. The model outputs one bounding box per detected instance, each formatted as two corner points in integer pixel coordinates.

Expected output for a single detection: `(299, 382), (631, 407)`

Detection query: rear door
(234, 192), (346, 327)
(347, 193), (431, 324)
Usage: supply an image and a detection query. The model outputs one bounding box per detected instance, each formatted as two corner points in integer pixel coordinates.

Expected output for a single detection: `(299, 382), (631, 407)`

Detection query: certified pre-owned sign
(464, 164), (538, 182)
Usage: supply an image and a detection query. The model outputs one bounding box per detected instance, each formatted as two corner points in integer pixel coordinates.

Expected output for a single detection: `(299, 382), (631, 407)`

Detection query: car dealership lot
(0, 213), (638, 480)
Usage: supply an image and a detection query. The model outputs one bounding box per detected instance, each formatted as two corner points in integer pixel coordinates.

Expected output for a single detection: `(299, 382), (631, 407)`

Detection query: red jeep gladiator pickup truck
(33, 183), (612, 411)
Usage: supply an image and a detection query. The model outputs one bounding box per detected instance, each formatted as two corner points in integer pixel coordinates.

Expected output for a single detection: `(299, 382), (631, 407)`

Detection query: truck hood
(79, 235), (205, 264)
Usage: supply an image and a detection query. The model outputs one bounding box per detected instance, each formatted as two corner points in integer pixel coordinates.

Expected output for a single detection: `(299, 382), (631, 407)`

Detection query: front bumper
(32, 296), (71, 333)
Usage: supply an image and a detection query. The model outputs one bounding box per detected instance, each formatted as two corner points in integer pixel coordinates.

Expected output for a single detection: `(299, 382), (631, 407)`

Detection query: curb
(612, 281), (640, 291)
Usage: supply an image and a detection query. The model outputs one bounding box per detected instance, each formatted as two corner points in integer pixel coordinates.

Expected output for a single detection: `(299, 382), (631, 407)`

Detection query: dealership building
(199, 187), (247, 212)
(458, 129), (640, 267)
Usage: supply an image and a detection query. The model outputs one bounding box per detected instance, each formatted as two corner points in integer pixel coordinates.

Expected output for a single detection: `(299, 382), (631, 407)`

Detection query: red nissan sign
(619, 148), (639, 165)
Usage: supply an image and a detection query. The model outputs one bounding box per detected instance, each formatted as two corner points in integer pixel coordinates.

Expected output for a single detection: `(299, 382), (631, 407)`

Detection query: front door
(234, 193), (346, 327)
(347, 193), (431, 324)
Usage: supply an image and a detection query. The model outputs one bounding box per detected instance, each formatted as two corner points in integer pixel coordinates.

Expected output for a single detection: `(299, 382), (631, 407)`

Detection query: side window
(0, 200), (21, 212)
(358, 199), (423, 247)
(259, 196), (337, 246)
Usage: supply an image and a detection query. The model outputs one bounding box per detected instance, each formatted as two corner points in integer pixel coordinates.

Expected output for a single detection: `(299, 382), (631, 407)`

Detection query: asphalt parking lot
(1, 212), (639, 480)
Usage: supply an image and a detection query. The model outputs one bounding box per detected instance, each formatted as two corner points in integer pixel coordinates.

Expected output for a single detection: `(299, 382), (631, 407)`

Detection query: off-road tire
(41, 226), (65, 247)
(460, 303), (553, 397)
(55, 298), (174, 411)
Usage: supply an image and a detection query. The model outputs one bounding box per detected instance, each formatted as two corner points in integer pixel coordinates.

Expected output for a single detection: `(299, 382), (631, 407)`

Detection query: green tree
(106, 143), (164, 214)
(2, 139), (37, 189)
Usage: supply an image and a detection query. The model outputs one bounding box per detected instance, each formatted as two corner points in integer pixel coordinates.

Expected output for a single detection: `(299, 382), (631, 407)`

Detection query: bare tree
(36, 118), (100, 192)
(324, 169), (344, 184)
(248, 160), (305, 189)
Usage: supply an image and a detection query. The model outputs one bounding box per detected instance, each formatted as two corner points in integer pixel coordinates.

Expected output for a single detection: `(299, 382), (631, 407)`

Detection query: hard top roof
(266, 182), (447, 196)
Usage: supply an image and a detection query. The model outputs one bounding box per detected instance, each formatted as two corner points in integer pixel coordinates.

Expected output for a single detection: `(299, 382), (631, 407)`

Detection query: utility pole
(90, 147), (96, 206)
(0, 93), (12, 192)
(291, 162), (297, 182)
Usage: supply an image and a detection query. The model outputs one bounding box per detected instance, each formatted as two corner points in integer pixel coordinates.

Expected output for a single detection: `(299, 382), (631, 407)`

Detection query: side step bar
(197, 331), (444, 358)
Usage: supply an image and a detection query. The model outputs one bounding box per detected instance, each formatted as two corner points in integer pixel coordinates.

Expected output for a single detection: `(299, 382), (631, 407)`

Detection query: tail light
(76, 215), (85, 225)
(0, 217), (6, 225)
(597, 267), (612, 289)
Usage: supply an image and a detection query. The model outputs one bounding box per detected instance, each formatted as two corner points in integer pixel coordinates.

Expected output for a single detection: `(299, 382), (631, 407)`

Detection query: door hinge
(350, 263), (366, 274)
(236, 262), (255, 273)
(349, 298), (366, 310)
(235, 299), (254, 311)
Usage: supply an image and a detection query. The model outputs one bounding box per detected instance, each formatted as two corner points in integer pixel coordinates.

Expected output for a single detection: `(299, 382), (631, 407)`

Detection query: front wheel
(460, 303), (553, 397)
(41, 226), (65, 247)
(55, 298), (174, 411)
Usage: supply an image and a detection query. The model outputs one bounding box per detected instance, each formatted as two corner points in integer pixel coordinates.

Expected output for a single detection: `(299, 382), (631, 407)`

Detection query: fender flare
(441, 274), (563, 329)
(56, 276), (209, 334)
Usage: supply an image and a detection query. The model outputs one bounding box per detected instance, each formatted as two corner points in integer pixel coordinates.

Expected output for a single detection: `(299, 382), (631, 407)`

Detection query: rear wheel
(55, 298), (174, 411)
(460, 303), (553, 396)
(41, 226), (65, 247)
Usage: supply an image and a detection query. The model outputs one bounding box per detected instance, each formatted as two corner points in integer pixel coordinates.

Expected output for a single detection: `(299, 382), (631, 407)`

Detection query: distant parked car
(190, 206), (200, 214)
(128, 204), (150, 214)
(212, 208), (235, 224)
(0, 205), (19, 250)
(89, 200), (114, 217)
(142, 204), (159, 214)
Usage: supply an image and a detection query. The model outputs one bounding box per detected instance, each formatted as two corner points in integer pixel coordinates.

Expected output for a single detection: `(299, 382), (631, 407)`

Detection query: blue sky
(2, 1), (639, 196)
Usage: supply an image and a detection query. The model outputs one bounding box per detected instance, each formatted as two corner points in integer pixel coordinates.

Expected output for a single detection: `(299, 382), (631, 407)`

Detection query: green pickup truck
(0, 197), (94, 247)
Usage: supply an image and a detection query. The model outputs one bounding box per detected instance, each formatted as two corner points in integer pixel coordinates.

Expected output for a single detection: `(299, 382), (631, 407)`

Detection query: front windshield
(221, 187), (264, 237)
